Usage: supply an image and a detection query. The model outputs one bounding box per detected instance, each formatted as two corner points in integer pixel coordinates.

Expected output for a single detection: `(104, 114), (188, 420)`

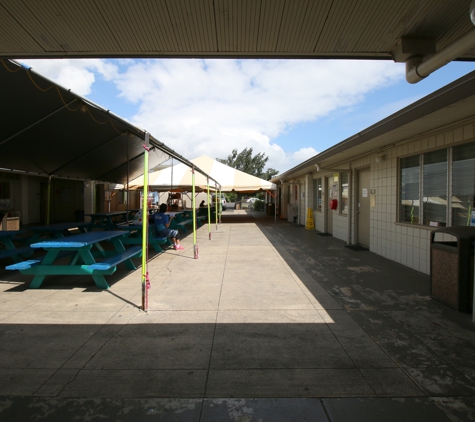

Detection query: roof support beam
(51, 132), (126, 177)
(0, 99), (78, 147)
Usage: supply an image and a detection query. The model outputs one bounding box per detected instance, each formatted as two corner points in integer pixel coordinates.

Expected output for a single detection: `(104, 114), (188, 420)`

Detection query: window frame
(339, 172), (349, 216)
(313, 177), (322, 212)
(398, 141), (475, 228)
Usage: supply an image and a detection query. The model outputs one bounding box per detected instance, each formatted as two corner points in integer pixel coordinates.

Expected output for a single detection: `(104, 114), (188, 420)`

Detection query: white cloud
(111, 59), (403, 171)
(20, 59), (118, 95)
(20, 58), (404, 172)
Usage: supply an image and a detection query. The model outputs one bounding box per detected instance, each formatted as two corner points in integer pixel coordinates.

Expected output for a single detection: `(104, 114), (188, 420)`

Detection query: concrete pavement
(0, 210), (475, 421)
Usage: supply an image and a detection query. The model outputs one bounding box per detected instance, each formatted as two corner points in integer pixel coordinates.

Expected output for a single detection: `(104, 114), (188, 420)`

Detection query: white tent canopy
(128, 155), (276, 193)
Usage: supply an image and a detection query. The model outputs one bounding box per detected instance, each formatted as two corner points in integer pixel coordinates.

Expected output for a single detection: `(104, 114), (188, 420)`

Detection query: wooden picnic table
(6, 230), (141, 290)
(85, 211), (129, 230)
(26, 221), (90, 243)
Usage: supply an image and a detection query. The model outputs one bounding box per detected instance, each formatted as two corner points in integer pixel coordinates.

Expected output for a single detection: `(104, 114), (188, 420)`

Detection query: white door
(357, 169), (370, 247)
(326, 176), (333, 235)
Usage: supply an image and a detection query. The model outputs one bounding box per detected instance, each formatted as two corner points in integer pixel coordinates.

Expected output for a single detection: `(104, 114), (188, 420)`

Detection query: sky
(20, 58), (475, 174)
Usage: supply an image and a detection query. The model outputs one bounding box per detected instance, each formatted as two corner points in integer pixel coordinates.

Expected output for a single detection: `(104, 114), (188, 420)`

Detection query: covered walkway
(1, 211), (474, 421)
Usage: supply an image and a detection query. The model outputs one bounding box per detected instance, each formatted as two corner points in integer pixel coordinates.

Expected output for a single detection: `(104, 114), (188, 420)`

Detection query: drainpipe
(406, 28), (475, 84)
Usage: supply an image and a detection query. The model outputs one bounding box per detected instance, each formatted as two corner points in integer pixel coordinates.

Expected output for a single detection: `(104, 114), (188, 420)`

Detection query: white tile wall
(315, 121), (475, 275)
(363, 122), (475, 274)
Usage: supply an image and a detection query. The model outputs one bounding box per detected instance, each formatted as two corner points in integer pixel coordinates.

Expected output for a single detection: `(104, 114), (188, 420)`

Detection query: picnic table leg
(93, 242), (107, 258)
(29, 250), (60, 289)
(111, 237), (137, 270)
(151, 243), (163, 253)
(2, 237), (33, 262)
(78, 249), (111, 289)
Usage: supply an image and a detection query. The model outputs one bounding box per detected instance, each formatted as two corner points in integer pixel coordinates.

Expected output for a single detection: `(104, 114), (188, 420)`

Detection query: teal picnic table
(165, 211), (184, 230)
(6, 230), (141, 289)
(120, 224), (173, 252)
(86, 211), (129, 230)
(0, 230), (32, 263)
(26, 221), (90, 243)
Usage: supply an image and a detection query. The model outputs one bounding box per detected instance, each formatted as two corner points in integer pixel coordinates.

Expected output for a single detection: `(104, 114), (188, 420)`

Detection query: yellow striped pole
(46, 176), (52, 225)
(215, 184), (218, 230)
(141, 132), (150, 311)
(207, 181), (211, 240)
(192, 166), (198, 258)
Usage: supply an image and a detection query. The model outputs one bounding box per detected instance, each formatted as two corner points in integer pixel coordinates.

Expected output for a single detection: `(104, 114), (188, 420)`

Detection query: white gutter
(406, 28), (475, 84)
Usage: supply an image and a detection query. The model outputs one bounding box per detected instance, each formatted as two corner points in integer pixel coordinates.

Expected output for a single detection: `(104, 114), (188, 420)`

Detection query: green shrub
(253, 199), (265, 211)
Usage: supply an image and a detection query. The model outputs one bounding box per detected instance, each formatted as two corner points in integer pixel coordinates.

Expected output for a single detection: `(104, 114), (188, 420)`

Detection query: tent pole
(219, 187), (222, 223)
(215, 183), (218, 230)
(126, 132), (130, 220)
(46, 176), (52, 225)
(192, 166), (198, 258)
(141, 132), (150, 312)
(207, 180), (211, 240)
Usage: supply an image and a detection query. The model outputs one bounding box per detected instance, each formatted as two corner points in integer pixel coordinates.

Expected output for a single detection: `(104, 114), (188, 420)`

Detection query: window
(399, 141), (475, 227)
(313, 178), (322, 211)
(400, 155), (420, 224)
(340, 172), (348, 215)
(422, 149), (447, 226)
(452, 142), (475, 226)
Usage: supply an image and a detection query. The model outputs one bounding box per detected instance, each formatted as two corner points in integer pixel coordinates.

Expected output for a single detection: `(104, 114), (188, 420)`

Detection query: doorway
(326, 176), (333, 235)
(356, 168), (370, 247)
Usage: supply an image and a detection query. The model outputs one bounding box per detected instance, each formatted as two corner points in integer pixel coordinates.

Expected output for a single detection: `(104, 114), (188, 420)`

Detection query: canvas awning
(0, 59), (217, 186)
(128, 155), (276, 193)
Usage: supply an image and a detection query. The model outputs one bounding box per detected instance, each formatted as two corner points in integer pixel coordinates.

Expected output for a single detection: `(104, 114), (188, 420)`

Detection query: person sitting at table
(153, 203), (184, 251)
(199, 200), (206, 208)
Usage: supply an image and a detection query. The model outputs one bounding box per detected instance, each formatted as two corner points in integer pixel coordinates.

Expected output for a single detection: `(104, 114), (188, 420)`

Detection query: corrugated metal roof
(1, 0), (474, 60)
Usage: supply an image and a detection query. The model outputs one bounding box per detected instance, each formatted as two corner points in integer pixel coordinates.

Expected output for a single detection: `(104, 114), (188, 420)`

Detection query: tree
(217, 148), (277, 180)
(261, 167), (279, 181)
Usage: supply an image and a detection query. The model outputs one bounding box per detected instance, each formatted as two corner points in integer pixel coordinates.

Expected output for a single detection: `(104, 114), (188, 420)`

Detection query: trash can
(235, 201), (241, 210)
(267, 203), (275, 216)
(0, 210), (20, 231)
(430, 226), (475, 313)
(288, 204), (298, 223)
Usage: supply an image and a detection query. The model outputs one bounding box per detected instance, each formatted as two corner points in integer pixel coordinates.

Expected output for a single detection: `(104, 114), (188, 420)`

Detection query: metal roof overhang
(0, 59), (218, 187)
(1, 1), (475, 63)
(273, 70), (475, 181)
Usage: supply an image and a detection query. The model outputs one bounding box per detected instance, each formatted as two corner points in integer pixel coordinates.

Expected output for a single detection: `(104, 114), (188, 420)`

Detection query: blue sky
(274, 61), (475, 153)
(21, 58), (475, 173)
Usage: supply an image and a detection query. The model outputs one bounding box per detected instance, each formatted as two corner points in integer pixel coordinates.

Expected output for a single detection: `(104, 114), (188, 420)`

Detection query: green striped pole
(215, 185), (219, 230)
(46, 176), (51, 225)
(192, 166), (198, 258)
(207, 181), (211, 240)
(141, 133), (150, 311)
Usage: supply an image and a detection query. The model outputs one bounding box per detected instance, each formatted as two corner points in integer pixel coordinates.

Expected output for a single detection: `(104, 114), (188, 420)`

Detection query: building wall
(364, 120), (475, 274)
(287, 118), (475, 275)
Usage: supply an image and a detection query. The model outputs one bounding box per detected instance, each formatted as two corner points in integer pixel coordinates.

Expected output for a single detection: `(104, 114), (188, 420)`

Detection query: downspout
(406, 28), (475, 84)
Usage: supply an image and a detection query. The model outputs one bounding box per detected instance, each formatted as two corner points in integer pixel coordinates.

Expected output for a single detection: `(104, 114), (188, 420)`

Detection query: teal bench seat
(0, 245), (33, 262)
(120, 225), (173, 252)
(176, 219), (193, 233)
(6, 258), (42, 270)
(87, 246), (142, 270)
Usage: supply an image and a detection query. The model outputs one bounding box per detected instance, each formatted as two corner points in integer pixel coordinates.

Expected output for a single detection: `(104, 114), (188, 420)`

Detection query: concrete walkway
(1, 210), (475, 421)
